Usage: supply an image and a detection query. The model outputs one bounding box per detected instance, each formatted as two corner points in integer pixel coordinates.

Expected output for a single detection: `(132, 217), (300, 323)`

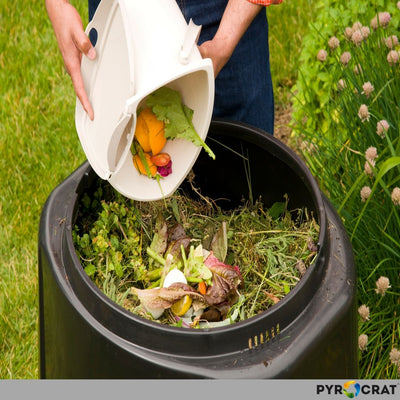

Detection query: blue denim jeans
(88, 0), (274, 134)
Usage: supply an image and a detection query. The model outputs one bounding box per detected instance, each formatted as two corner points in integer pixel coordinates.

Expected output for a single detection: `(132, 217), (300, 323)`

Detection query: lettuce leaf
(203, 252), (243, 306)
(146, 87), (215, 159)
(211, 221), (228, 263)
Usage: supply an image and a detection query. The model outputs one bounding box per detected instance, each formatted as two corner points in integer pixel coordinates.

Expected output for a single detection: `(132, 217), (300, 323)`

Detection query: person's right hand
(198, 0), (262, 79)
(46, 0), (96, 120)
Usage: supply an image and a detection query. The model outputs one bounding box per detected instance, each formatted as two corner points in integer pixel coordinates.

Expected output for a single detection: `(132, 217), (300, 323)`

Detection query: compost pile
(73, 180), (319, 329)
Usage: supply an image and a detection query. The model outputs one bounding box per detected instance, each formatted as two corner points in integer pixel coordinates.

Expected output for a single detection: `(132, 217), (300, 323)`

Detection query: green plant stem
(146, 247), (165, 266)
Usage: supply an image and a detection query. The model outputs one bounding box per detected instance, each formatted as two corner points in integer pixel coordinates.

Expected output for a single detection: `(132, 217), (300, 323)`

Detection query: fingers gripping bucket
(75, 0), (214, 201)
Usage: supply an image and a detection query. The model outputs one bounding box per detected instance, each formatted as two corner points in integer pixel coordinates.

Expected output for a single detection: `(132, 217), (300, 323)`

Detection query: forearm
(215, 0), (283, 55)
(213, 0), (263, 62)
(45, 0), (83, 49)
(45, 0), (69, 28)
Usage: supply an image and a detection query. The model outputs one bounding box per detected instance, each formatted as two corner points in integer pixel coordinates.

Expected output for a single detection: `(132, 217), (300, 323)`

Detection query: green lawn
(268, 1), (319, 105)
(0, 0), (315, 378)
(0, 1), (88, 378)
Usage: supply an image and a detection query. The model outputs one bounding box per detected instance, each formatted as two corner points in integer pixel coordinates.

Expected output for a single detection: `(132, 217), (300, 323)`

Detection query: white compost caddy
(75, 0), (215, 201)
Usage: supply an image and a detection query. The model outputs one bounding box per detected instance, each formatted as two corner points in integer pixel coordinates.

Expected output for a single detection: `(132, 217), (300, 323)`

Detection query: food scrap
(128, 212), (243, 327)
(131, 87), (215, 180)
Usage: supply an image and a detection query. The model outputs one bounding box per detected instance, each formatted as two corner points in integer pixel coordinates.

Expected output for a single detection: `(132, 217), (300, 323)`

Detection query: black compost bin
(38, 120), (358, 379)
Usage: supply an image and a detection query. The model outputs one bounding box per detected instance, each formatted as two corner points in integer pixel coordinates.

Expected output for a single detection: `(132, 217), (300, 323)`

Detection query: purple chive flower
(362, 82), (374, 97)
(344, 27), (353, 40)
(358, 304), (370, 321)
(352, 21), (362, 31)
(365, 146), (378, 161)
(358, 104), (370, 122)
(360, 186), (372, 202)
(376, 120), (389, 137)
(375, 276), (391, 295)
(340, 51), (351, 66)
(387, 50), (399, 65)
(328, 36), (340, 50)
(391, 187), (400, 206)
(364, 159), (375, 176)
(351, 30), (364, 46)
(371, 12), (391, 29)
(358, 334), (368, 351)
(317, 49), (328, 62)
(361, 26), (370, 39)
(384, 35), (399, 49)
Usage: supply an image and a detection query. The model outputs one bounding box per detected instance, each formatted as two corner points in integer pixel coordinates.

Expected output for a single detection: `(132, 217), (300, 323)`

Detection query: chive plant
(293, 2), (400, 378)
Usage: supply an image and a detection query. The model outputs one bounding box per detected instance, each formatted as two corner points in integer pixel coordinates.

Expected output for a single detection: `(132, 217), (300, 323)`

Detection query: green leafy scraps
(146, 87), (215, 159)
(73, 181), (319, 327)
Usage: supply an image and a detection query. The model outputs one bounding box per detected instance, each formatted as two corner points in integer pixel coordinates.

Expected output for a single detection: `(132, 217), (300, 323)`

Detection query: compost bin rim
(62, 119), (328, 344)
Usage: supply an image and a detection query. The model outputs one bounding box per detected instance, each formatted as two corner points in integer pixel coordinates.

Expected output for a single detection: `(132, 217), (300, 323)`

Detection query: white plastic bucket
(75, 0), (214, 201)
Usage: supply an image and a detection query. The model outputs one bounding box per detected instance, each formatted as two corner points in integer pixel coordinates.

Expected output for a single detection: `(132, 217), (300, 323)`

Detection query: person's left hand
(198, 39), (232, 78)
(197, 0), (262, 78)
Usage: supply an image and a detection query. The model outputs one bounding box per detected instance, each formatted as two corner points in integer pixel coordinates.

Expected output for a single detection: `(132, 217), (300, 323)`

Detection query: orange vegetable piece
(134, 107), (166, 155)
(198, 281), (207, 295)
(150, 153), (171, 167)
(149, 126), (167, 155)
(134, 110), (151, 153)
(142, 107), (166, 155)
(133, 153), (157, 177)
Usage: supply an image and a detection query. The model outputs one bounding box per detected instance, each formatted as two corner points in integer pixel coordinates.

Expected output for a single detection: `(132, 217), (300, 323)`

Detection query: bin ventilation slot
(248, 323), (280, 350)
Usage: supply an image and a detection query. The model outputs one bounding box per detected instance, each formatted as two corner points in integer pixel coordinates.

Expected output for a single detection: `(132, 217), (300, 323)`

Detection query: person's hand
(198, 39), (232, 78)
(46, 0), (96, 120)
(198, 0), (262, 78)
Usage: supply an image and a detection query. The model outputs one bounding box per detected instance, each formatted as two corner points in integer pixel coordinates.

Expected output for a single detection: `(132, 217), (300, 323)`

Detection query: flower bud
(340, 51), (351, 65)
(358, 304), (370, 321)
(376, 120), (389, 137)
(358, 334), (368, 351)
(375, 276), (391, 296)
(365, 146), (378, 161)
(387, 50), (399, 65)
(362, 82), (374, 98)
(317, 49), (328, 62)
(328, 36), (340, 50)
(360, 186), (372, 202)
(358, 104), (370, 122)
(391, 187), (400, 206)
(389, 348), (400, 365)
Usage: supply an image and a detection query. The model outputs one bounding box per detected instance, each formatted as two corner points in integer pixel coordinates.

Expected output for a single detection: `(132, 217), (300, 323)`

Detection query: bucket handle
(106, 111), (135, 177)
(179, 19), (202, 65)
